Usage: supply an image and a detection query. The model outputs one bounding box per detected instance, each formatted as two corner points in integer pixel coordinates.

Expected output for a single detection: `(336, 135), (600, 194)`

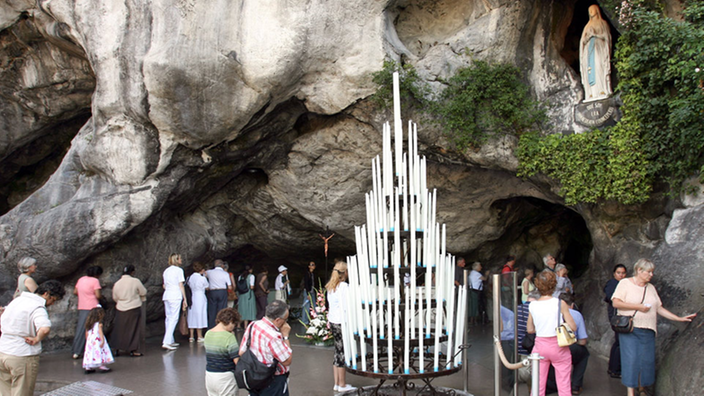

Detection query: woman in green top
(14, 257), (38, 299)
(204, 308), (240, 396)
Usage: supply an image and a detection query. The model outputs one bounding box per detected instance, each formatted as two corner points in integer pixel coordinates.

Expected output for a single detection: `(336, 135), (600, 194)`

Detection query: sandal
(129, 351), (143, 357)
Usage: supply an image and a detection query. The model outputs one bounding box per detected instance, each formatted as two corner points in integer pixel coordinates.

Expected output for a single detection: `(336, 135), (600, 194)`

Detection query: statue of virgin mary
(580, 5), (612, 102)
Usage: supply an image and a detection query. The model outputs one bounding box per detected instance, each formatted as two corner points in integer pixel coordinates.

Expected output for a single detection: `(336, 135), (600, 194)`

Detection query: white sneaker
(169, 343), (180, 347)
(337, 384), (357, 392)
(162, 344), (177, 350)
(333, 385), (339, 391)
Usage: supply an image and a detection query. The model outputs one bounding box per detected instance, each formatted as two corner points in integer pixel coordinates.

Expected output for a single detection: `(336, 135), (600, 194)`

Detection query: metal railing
(492, 273), (543, 396)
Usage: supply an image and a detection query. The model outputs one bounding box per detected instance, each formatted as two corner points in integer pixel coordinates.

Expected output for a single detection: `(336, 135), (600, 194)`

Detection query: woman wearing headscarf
(611, 259), (696, 396)
(111, 265), (147, 356)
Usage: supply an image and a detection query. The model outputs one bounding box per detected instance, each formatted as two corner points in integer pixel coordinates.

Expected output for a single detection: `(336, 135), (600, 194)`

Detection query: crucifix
(319, 226), (335, 277)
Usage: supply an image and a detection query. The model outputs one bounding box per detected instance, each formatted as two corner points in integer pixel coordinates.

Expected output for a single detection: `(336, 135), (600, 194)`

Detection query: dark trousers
(255, 294), (268, 319)
(71, 309), (90, 356)
(547, 343), (590, 392)
(251, 373), (289, 396)
(207, 289), (228, 328)
(608, 331), (621, 375)
(500, 340), (516, 391)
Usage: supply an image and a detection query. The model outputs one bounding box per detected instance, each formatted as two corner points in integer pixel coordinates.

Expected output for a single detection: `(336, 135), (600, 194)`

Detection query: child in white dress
(82, 306), (114, 373)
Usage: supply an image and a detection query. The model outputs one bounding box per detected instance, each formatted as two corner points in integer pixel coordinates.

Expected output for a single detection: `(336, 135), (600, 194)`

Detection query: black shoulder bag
(234, 322), (278, 391)
(610, 284), (647, 334)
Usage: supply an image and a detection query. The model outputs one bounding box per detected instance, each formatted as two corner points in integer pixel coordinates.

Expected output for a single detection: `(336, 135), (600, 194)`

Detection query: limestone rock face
(1, 1), (702, 390)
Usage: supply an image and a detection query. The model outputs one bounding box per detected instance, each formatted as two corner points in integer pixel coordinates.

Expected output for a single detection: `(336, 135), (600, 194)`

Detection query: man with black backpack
(237, 300), (293, 395)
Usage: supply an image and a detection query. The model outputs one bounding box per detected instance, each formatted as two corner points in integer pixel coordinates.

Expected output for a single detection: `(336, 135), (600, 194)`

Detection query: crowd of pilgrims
(1, 252), (696, 396)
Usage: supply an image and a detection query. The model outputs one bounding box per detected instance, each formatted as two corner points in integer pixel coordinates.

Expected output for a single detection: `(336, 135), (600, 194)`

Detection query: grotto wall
(0, 0), (701, 393)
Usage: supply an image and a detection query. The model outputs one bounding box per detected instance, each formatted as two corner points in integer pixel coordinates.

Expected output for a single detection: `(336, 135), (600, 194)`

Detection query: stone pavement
(33, 321), (625, 396)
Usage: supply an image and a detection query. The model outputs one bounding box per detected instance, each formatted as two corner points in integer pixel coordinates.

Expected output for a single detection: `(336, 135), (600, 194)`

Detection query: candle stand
(346, 334), (467, 396)
(342, 71), (469, 396)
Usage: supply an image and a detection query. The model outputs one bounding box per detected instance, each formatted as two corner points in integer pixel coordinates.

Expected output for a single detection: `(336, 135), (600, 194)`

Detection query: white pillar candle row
(339, 71), (469, 375)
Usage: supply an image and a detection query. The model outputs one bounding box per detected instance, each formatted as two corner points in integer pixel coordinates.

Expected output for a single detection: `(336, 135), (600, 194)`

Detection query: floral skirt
(330, 322), (345, 367)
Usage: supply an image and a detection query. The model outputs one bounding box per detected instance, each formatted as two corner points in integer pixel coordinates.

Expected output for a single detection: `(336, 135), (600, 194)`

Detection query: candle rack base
(338, 383), (473, 396)
(345, 364), (463, 396)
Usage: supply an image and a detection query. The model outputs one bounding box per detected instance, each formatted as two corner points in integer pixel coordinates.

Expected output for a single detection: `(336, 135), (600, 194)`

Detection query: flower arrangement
(297, 286), (333, 346)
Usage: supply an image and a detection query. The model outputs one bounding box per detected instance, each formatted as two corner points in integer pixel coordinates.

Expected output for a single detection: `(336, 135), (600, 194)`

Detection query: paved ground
(34, 321), (626, 396)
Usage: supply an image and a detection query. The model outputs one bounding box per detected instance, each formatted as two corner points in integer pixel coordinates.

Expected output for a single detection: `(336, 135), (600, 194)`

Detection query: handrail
(493, 335), (527, 370)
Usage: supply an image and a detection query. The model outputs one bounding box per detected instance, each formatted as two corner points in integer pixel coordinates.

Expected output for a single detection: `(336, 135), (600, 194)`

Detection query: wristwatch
(283, 336), (289, 340)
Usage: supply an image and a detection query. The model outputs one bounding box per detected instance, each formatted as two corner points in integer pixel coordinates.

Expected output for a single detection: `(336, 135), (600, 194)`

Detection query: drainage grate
(42, 380), (133, 396)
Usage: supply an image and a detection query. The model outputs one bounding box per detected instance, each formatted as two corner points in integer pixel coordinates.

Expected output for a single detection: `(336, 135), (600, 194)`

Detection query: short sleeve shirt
(162, 266), (185, 301)
(469, 270), (483, 290)
(611, 278), (661, 333)
(240, 319), (292, 375)
(206, 268), (231, 290)
(204, 330), (239, 373)
(76, 276), (101, 310)
(570, 309), (588, 340)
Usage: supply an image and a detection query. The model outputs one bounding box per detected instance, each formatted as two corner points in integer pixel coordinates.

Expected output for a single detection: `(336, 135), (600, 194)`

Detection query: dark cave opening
(0, 112), (91, 215)
(465, 196), (593, 280)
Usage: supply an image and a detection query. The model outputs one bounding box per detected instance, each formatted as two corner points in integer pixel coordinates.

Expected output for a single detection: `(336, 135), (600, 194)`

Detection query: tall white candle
(393, 73), (402, 177)
(393, 188), (401, 340)
(410, 203), (416, 339)
(404, 289), (410, 374)
(402, 154), (408, 231)
(434, 260), (442, 371)
(371, 293), (379, 373)
(387, 284), (393, 374)
(418, 286), (424, 373)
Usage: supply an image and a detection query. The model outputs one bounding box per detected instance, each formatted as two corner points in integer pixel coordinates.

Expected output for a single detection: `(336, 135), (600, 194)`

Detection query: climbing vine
(371, 1), (703, 205)
(370, 60), (430, 111)
(432, 61), (547, 149)
(519, 1), (704, 204)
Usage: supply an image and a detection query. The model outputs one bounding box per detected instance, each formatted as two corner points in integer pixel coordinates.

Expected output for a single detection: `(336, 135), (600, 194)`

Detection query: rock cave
(1, 0), (702, 394)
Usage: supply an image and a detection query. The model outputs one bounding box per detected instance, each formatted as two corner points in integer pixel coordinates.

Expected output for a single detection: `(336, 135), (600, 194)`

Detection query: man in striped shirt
(240, 300), (293, 396)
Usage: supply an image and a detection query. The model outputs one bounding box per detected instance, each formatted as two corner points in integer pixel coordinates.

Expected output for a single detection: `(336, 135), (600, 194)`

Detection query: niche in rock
(391, 0), (474, 57)
(560, 0), (620, 90)
(0, 112), (91, 215)
(466, 197), (592, 278)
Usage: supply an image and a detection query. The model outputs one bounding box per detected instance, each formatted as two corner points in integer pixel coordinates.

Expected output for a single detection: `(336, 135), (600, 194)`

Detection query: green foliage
(370, 60), (429, 111)
(432, 61), (547, 149)
(614, 2), (704, 194)
(519, 1), (704, 205)
(517, 128), (651, 205)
